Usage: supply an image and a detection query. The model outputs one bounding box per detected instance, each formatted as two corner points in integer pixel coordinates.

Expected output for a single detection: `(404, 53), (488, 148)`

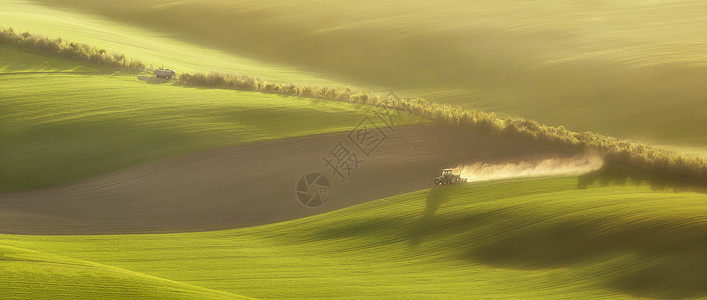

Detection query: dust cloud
(454, 152), (603, 182)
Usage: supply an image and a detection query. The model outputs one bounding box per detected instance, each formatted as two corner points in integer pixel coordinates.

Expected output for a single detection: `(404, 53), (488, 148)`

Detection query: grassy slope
(0, 46), (425, 191)
(0, 0), (351, 87)
(2, 3), (706, 299)
(0, 245), (248, 299)
(0, 45), (99, 74)
(1, 176), (705, 299)
(20, 0), (707, 153)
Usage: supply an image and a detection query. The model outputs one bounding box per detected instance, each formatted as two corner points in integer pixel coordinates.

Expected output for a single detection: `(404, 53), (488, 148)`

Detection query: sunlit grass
(12, 0), (707, 151)
(0, 245), (247, 299)
(0, 45), (99, 74)
(2, 3), (706, 298)
(2, 176), (705, 299)
(0, 46), (425, 191)
(0, 0), (348, 86)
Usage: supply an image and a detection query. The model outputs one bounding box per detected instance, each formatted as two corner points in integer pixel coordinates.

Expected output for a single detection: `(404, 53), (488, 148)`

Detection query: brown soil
(0, 124), (577, 235)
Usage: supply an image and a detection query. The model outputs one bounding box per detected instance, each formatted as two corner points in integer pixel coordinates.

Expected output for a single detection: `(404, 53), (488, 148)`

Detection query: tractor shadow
(407, 185), (474, 247)
(311, 185), (493, 250)
(137, 75), (171, 84)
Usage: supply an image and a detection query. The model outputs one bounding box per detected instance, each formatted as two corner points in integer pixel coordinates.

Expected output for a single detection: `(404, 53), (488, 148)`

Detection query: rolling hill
(2, 177), (705, 299)
(0, 45), (424, 191)
(2, 1), (706, 299)
(16, 0), (707, 156)
(0, 244), (249, 299)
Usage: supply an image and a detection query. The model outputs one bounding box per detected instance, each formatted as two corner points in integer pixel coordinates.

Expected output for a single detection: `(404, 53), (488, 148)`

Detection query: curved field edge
(3, 28), (706, 187)
(2, 176), (705, 299)
(0, 245), (249, 299)
(0, 46), (426, 192)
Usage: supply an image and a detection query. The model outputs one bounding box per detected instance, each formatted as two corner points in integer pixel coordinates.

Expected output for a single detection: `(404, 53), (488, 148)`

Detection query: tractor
(434, 169), (467, 186)
(155, 68), (176, 80)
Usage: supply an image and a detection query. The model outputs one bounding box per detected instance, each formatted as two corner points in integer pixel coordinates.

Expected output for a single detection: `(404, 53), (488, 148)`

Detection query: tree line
(3, 27), (705, 184)
(0, 27), (143, 70)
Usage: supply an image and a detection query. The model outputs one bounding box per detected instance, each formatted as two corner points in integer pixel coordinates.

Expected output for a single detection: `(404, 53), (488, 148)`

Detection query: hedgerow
(3, 26), (706, 184)
(0, 27), (144, 70)
(178, 70), (707, 184)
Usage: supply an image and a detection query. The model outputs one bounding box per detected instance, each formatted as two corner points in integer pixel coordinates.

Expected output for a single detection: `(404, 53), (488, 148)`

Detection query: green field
(2, 1), (706, 299)
(0, 45), (424, 191)
(0, 245), (247, 299)
(11, 0), (707, 154)
(2, 177), (705, 299)
(0, 0), (350, 87)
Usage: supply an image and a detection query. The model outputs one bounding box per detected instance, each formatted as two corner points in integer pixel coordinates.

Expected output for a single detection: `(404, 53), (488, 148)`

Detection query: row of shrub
(178, 71), (707, 184)
(0, 27), (144, 70)
(3, 27), (706, 184)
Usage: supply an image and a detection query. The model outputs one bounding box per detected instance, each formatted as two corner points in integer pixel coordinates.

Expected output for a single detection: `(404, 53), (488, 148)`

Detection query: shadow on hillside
(463, 216), (707, 299)
(577, 162), (707, 194)
(408, 186), (477, 248)
(311, 184), (707, 299)
(312, 187), (494, 251)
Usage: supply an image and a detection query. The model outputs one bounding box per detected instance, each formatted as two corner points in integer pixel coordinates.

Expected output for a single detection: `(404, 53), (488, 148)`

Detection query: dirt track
(0, 124), (578, 235)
